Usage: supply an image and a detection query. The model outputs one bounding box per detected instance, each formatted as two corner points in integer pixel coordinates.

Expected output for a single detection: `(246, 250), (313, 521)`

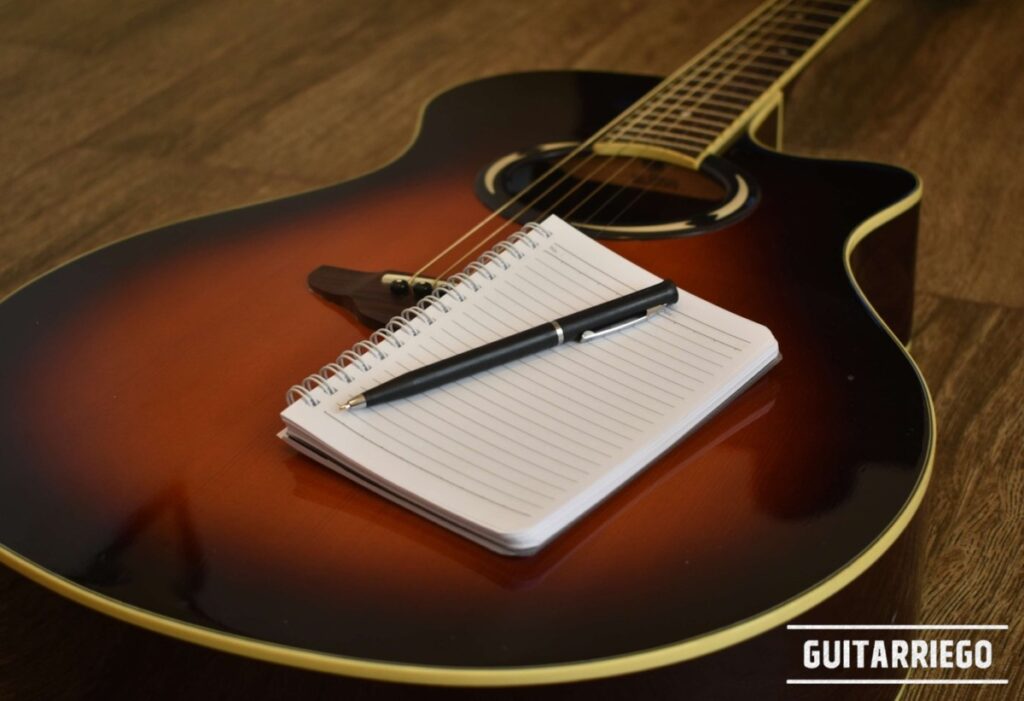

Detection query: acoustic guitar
(0, 0), (933, 696)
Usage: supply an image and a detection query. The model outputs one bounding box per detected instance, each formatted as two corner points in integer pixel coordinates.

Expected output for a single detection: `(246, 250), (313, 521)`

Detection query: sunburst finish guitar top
(0, 0), (933, 694)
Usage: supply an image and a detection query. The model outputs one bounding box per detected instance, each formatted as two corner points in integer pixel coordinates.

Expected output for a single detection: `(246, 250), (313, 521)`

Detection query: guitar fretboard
(599, 0), (864, 167)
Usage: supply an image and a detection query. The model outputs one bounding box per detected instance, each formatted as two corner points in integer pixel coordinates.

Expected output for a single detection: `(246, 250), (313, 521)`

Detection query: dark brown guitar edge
(746, 96), (920, 347)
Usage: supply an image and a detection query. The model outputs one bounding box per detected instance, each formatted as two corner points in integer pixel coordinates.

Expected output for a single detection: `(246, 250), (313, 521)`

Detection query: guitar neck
(595, 0), (871, 169)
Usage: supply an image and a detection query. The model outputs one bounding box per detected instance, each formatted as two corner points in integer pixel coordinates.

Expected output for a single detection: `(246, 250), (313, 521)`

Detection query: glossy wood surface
(0, 71), (929, 671)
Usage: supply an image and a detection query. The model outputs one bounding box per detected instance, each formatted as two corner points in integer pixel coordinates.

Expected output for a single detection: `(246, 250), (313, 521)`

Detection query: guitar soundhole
(475, 143), (759, 239)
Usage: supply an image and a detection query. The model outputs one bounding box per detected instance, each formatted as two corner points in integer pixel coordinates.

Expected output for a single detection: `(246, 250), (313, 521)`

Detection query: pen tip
(337, 394), (366, 412)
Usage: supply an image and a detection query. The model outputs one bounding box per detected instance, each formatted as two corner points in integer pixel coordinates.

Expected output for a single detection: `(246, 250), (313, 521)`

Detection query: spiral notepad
(280, 215), (779, 555)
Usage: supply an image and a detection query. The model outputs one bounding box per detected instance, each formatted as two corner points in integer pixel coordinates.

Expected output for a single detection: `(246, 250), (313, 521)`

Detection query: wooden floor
(1, 0), (1021, 698)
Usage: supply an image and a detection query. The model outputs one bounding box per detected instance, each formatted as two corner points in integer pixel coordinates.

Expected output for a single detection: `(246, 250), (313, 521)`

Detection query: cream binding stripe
(0, 94), (935, 686)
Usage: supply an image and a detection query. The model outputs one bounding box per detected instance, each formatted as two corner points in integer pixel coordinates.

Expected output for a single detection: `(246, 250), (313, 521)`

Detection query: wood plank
(80, 1), (750, 183)
(784, 0), (1024, 308)
(0, 43), (183, 184)
(0, 147), (313, 299)
(900, 294), (1024, 699)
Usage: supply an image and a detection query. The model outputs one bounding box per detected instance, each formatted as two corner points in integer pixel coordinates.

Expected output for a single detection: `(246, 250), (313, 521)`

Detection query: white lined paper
(281, 215), (778, 553)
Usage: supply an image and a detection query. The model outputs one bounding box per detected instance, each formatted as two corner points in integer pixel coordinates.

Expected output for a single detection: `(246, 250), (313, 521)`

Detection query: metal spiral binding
(285, 222), (553, 407)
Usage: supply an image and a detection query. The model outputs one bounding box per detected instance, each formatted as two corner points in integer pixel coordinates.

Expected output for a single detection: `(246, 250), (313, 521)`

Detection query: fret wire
(745, 25), (823, 42)
(564, 0), (859, 255)
(610, 0), (849, 153)
(657, 3), (800, 138)
(606, 0), (843, 156)
(655, 3), (807, 91)
(722, 43), (813, 60)
(671, 102), (742, 118)
(700, 82), (765, 98)
(737, 35), (813, 52)
(686, 69), (775, 87)
(727, 29), (817, 49)
(786, 8), (846, 24)
(787, 5), (845, 20)
(721, 50), (793, 67)
(667, 67), (770, 91)
(592, 0), (857, 225)
(658, 2), (829, 97)
(416, 0), (856, 283)
(769, 20), (832, 36)
(604, 122), (711, 145)
(696, 61), (782, 82)
(795, 0), (851, 14)
(640, 109), (734, 130)
(647, 1), (815, 102)
(521, 1), (802, 255)
(672, 81), (761, 98)
(719, 11), (828, 39)
(687, 93), (749, 108)
(704, 49), (792, 69)
(616, 126), (713, 147)
(614, 135), (710, 153)
(660, 93), (748, 111)
(737, 33), (821, 51)
(776, 16), (836, 31)
(633, 135), (705, 155)
(580, 0), (799, 208)
(657, 121), (722, 138)
(617, 1), (798, 140)
(700, 59), (784, 80)
(615, 125), (711, 145)
(613, 135), (705, 154)
(691, 37), (810, 78)
(729, 34), (815, 53)
(638, 93), (753, 127)
(640, 108), (733, 128)
(603, 0), (791, 141)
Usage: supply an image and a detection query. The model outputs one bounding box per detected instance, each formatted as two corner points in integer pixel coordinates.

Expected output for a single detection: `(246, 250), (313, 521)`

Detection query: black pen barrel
(357, 279), (678, 408)
(556, 279), (678, 341)
(363, 324), (560, 406)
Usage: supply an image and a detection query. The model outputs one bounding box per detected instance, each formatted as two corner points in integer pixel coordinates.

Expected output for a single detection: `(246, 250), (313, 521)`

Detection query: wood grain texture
(0, 0), (1020, 698)
(901, 295), (1024, 699)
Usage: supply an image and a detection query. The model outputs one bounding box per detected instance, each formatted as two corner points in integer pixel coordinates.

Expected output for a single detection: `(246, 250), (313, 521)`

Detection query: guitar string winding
(285, 222), (554, 407)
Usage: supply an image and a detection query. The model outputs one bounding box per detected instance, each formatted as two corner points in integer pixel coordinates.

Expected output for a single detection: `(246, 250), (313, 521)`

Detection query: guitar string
(571, 1), (841, 230)
(415, 0), (806, 284)
(532, 0), (809, 236)
(592, 0), (855, 227)
(427, 0), (821, 279)
(418, 0), (798, 282)
(592, 0), (846, 150)
(596, 0), (856, 226)
(422, 0), (850, 282)
(404, 0), (790, 287)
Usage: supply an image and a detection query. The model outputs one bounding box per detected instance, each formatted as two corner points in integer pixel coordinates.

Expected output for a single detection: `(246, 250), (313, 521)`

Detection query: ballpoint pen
(338, 278), (679, 410)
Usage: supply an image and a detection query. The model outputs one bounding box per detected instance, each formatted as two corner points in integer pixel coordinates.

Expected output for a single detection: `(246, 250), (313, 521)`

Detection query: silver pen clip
(579, 304), (668, 343)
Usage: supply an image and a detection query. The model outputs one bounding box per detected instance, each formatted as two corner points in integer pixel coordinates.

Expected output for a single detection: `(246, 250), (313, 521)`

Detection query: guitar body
(0, 71), (932, 695)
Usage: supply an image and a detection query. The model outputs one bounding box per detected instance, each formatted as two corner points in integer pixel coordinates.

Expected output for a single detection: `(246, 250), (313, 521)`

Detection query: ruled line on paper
(323, 412), (534, 517)
(285, 215), (778, 542)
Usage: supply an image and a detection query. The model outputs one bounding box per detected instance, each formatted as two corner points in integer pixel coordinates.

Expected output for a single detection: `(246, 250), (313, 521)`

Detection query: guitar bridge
(307, 266), (441, 329)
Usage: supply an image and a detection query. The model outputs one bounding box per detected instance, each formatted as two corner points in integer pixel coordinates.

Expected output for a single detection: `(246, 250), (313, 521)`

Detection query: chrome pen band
(551, 320), (565, 344)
